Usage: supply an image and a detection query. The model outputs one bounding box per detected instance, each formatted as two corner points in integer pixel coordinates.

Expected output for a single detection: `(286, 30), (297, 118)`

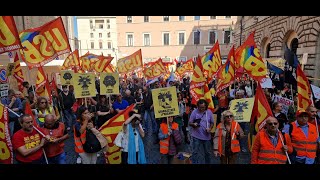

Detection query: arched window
(290, 38), (298, 55)
(266, 43), (271, 58)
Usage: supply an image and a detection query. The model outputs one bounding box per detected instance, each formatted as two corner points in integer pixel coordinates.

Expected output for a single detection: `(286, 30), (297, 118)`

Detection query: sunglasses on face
(267, 122), (278, 126)
(225, 115), (233, 119)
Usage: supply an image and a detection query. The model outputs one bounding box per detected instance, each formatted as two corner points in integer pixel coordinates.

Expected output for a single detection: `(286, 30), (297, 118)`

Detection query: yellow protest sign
(152, 87), (179, 118)
(229, 98), (254, 122)
(100, 73), (119, 95)
(73, 73), (96, 98)
(60, 70), (74, 86)
(6, 63), (14, 77)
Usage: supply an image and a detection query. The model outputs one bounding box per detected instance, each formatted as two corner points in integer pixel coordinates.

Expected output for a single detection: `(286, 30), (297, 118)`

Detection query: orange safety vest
(73, 121), (87, 153)
(42, 122), (65, 157)
(291, 122), (318, 159)
(256, 130), (288, 164)
(159, 122), (178, 155)
(217, 121), (241, 155)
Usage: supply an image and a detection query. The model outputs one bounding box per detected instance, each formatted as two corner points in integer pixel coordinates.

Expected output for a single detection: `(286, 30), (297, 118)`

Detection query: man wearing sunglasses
(251, 116), (293, 164)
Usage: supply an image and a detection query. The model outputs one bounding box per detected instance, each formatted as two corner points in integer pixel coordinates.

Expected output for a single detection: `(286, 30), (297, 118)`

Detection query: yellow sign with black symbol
(100, 73), (119, 95)
(152, 87), (179, 118)
(60, 70), (74, 86)
(73, 73), (96, 98)
(229, 98), (254, 122)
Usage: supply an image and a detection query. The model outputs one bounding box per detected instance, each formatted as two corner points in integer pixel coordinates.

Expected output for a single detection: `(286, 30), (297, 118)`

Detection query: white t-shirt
(121, 124), (144, 152)
(245, 86), (252, 97)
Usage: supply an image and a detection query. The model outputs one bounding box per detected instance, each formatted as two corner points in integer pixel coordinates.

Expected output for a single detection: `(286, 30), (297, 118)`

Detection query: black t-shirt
(60, 92), (75, 110)
(96, 103), (114, 128)
(123, 95), (136, 105)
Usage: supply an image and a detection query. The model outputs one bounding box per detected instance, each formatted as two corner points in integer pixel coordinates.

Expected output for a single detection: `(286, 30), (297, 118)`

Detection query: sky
(74, 16), (78, 38)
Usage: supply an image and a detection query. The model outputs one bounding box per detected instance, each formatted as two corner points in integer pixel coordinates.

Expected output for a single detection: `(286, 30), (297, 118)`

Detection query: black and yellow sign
(73, 73), (96, 98)
(152, 87), (179, 118)
(60, 70), (74, 85)
(6, 63), (14, 77)
(100, 73), (119, 95)
(229, 98), (254, 122)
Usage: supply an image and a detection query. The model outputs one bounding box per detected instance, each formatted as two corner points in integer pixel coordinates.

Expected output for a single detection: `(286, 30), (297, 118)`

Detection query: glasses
(40, 101), (47, 104)
(225, 115), (233, 119)
(267, 122), (278, 126)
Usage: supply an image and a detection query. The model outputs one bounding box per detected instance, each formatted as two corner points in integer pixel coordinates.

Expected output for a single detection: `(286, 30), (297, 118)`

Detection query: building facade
(116, 16), (237, 64)
(233, 16), (320, 86)
(76, 16), (118, 64)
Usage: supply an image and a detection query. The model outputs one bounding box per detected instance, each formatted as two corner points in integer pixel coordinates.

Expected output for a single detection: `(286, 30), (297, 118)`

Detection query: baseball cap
(296, 109), (309, 117)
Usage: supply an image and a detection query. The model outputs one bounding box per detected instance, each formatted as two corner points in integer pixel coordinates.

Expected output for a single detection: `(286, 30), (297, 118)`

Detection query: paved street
(64, 127), (251, 164)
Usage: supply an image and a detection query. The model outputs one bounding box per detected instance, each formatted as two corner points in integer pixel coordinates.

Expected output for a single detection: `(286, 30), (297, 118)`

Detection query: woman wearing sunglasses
(36, 97), (56, 127)
(213, 110), (244, 164)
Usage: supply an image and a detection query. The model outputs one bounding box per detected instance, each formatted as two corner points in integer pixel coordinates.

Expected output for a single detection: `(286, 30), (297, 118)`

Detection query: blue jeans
(191, 137), (214, 164)
(48, 152), (66, 164)
(63, 109), (76, 130)
(143, 110), (157, 134)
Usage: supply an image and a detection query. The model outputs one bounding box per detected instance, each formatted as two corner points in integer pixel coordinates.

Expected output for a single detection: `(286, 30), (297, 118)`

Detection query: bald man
(251, 117), (293, 164)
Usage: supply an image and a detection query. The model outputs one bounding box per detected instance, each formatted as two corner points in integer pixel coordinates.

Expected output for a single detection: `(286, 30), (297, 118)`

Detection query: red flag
(0, 16), (22, 54)
(35, 66), (52, 104)
(248, 83), (273, 151)
(235, 32), (267, 82)
(99, 104), (135, 164)
(190, 55), (206, 105)
(25, 101), (38, 128)
(297, 64), (312, 110)
(12, 52), (25, 92)
(0, 104), (13, 164)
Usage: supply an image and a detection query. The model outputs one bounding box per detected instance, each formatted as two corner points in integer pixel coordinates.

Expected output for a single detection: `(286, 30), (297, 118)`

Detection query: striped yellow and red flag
(176, 58), (194, 77)
(297, 64), (312, 110)
(12, 52), (24, 92)
(248, 83), (273, 151)
(98, 104), (135, 164)
(215, 46), (236, 94)
(93, 54), (113, 73)
(0, 16), (22, 54)
(35, 66), (52, 104)
(61, 49), (80, 72)
(235, 32), (267, 82)
(201, 41), (222, 83)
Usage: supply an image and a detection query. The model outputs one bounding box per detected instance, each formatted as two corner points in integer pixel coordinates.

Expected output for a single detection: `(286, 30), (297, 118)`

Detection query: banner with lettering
(60, 70), (74, 86)
(100, 73), (119, 95)
(229, 98), (254, 122)
(61, 50), (80, 71)
(152, 87), (179, 118)
(0, 104), (13, 164)
(0, 16), (22, 54)
(143, 58), (167, 80)
(272, 95), (294, 115)
(117, 49), (143, 74)
(176, 58), (194, 76)
(311, 84), (320, 100)
(19, 17), (71, 68)
(73, 73), (96, 98)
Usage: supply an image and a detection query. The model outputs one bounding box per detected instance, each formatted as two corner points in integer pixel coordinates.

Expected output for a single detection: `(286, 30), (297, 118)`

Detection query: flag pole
(277, 129), (291, 164)
(7, 107), (49, 164)
(310, 93), (319, 138)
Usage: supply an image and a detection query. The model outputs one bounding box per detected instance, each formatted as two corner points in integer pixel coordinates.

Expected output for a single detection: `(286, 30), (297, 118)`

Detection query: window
(193, 30), (200, 45)
(177, 56), (187, 63)
(91, 42), (94, 49)
(210, 16), (216, 19)
(179, 16), (185, 21)
(163, 16), (169, 22)
(107, 19), (110, 23)
(194, 16), (200, 20)
(108, 42), (112, 49)
(144, 16), (149, 22)
(127, 33), (134, 46)
(90, 33), (94, 38)
(90, 20), (93, 29)
(99, 33), (102, 38)
(178, 32), (185, 45)
(99, 24), (103, 29)
(107, 32), (111, 38)
(291, 38), (299, 55)
(127, 16), (132, 23)
(266, 43), (271, 58)
(107, 24), (110, 29)
(143, 33), (150, 46)
(163, 32), (170, 45)
(95, 20), (104, 29)
(209, 31), (216, 44)
(225, 16), (231, 19)
(99, 42), (103, 49)
(224, 30), (231, 44)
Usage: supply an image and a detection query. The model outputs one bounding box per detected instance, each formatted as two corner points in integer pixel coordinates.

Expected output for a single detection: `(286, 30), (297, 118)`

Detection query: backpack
(81, 129), (102, 153)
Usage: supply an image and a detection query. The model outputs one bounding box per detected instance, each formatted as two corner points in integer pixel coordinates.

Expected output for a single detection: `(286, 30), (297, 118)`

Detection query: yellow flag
(100, 73), (119, 95)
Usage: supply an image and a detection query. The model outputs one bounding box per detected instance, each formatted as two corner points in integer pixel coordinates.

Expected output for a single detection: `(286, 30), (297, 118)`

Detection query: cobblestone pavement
(64, 128), (250, 164)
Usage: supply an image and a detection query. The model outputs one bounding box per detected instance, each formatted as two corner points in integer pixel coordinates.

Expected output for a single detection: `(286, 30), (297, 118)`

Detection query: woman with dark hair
(73, 106), (106, 164)
(188, 99), (215, 164)
(36, 97), (56, 127)
(96, 95), (114, 128)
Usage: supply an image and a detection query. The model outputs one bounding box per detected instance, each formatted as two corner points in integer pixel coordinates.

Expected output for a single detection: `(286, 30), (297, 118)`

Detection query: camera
(193, 118), (201, 126)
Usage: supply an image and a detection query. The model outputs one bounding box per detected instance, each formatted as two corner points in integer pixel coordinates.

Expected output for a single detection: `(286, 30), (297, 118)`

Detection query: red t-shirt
(12, 129), (44, 163)
(217, 91), (228, 108)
